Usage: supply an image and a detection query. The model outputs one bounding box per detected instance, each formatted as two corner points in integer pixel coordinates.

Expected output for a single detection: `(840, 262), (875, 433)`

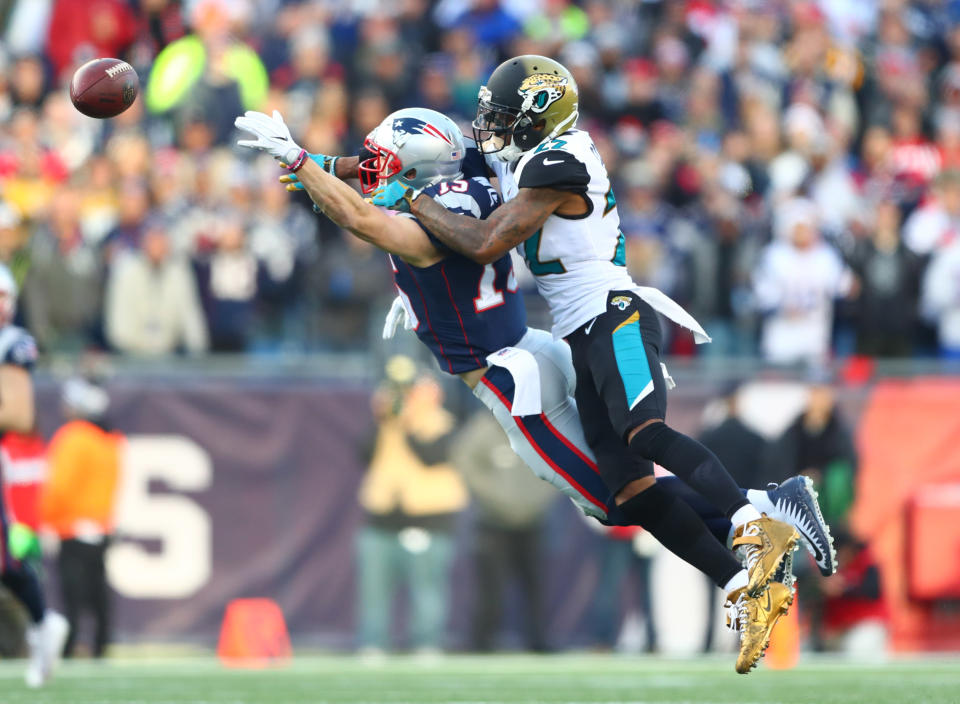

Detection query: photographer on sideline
(355, 356), (467, 654)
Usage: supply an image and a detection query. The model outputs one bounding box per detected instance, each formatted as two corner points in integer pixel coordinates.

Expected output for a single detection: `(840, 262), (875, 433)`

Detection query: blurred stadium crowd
(2, 0), (960, 361)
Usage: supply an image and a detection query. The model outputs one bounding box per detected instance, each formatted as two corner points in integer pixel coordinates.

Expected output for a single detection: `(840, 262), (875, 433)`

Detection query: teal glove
(370, 181), (420, 213)
(8, 523), (40, 562)
(281, 153), (338, 190)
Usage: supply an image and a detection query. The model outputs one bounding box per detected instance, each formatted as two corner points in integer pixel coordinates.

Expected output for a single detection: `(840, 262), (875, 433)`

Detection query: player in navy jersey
(0, 264), (68, 687)
(234, 107), (835, 602)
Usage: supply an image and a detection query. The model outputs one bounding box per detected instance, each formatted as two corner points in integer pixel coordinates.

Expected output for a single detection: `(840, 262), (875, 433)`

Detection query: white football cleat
(24, 611), (69, 688)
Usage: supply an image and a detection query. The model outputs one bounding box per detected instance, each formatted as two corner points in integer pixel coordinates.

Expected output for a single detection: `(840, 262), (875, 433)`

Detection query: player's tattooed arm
(410, 187), (568, 264)
(291, 159), (442, 267)
(334, 156), (360, 180)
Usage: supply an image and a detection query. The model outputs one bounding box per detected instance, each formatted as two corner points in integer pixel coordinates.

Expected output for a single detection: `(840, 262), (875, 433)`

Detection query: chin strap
(498, 108), (580, 164)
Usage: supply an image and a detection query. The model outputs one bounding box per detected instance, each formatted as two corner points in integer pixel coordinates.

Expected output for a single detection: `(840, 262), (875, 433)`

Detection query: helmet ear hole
(404, 168), (417, 179)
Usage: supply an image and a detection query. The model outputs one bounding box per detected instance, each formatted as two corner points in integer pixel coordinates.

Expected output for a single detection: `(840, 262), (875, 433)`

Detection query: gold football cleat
(726, 582), (794, 674)
(733, 516), (800, 596)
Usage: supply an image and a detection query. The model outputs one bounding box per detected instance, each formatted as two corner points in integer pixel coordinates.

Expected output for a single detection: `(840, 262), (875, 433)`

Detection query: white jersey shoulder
(488, 130), (633, 339)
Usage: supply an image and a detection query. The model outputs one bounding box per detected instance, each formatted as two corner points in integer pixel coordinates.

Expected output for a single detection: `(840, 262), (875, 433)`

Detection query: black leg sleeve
(629, 423), (749, 519)
(617, 482), (743, 588)
(0, 562), (45, 624)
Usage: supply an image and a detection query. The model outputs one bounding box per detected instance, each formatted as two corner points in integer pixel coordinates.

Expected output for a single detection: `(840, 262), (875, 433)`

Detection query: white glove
(382, 296), (412, 339)
(234, 110), (303, 164)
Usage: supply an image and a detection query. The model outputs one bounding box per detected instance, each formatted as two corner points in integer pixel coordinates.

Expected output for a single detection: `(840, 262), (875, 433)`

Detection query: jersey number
(474, 263), (518, 312)
(523, 228), (566, 276)
(437, 180), (469, 194)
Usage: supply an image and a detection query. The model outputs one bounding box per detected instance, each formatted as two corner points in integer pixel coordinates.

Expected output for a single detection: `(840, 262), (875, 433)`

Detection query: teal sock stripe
(611, 315), (654, 410)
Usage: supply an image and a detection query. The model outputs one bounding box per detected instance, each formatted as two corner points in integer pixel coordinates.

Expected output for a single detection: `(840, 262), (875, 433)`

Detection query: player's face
(473, 105), (520, 154)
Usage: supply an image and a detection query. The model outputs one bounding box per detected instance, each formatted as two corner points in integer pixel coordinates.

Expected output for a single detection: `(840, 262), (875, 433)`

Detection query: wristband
(286, 149), (308, 173)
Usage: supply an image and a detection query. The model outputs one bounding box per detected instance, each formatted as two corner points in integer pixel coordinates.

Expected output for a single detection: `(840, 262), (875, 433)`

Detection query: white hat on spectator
(775, 197), (819, 241)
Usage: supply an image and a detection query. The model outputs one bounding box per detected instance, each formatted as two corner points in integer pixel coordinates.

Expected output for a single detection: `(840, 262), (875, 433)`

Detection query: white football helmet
(0, 263), (17, 327)
(359, 107), (465, 195)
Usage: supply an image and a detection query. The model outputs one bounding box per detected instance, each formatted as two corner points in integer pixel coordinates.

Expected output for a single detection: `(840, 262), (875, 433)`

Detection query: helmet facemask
(472, 91), (535, 163)
(358, 137), (404, 195)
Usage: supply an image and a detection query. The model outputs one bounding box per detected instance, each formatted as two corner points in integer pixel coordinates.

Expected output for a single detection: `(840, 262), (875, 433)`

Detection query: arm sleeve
(518, 150), (590, 193)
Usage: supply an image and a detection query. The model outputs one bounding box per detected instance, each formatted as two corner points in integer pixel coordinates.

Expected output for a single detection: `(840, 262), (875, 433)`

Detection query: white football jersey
(488, 129), (634, 338)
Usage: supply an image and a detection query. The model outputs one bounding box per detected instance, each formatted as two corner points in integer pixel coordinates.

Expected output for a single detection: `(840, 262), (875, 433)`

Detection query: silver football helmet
(359, 107), (465, 195)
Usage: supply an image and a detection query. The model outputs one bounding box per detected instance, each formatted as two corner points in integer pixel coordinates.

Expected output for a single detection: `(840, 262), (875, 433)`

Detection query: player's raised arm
(287, 157), (439, 266)
(407, 186), (568, 264)
(234, 110), (440, 267)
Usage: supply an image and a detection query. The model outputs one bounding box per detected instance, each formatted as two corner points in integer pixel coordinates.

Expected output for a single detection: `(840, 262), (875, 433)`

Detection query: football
(69, 58), (139, 119)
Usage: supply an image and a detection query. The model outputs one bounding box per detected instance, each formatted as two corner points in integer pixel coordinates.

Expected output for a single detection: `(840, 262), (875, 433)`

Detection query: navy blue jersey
(392, 175), (527, 374)
(0, 326), (36, 372)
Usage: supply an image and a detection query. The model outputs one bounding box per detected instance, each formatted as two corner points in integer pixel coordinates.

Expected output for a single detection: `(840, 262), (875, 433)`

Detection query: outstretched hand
(235, 110), (303, 165)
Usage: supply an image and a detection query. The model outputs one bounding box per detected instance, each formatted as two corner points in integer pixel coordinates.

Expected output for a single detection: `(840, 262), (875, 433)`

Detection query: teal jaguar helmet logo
(518, 74), (568, 114)
(611, 295), (632, 311)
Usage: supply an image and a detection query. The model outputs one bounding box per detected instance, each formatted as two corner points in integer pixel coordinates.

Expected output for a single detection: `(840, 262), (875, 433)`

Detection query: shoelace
(737, 521), (764, 569)
(725, 592), (748, 633)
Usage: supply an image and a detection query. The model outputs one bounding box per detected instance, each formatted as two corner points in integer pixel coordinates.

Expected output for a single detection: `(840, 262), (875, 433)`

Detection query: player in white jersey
(373, 55), (799, 673)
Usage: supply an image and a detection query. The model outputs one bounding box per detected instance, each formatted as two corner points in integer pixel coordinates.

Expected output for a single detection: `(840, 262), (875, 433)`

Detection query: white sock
(747, 488), (777, 517)
(729, 503), (762, 528)
(723, 569), (749, 594)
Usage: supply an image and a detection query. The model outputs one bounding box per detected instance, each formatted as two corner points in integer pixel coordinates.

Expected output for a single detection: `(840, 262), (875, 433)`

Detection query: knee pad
(628, 421), (676, 460)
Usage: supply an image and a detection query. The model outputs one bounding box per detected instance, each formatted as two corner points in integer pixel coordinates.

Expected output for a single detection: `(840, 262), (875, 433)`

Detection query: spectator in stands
(356, 358), (467, 654)
(903, 169), (960, 257)
(194, 218), (258, 353)
(921, 233), (960, 357)
(145, 0), (267, 143)
(820, 528), (889, 655)
(0, 204), (30, 290)
(452, 409), (556, 653)
(584, 524), (658, 653)
(45, 0), (138, 81)
(849, 200), (922, 357)
(314, 234), (392, 351)
(41, 377), (122, 658)
(769, 381), (857, 527)
(753, 199), (856, 365)
(22, 186), (103, 353)
(104, 222), (208, 355)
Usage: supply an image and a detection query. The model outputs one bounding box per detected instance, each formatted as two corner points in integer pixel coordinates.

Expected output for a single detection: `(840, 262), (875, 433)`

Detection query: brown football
(70, 58), (139, 119)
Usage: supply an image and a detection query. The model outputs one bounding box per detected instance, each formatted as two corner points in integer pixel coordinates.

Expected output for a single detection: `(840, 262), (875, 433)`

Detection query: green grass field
(0, 654), (957, 704)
